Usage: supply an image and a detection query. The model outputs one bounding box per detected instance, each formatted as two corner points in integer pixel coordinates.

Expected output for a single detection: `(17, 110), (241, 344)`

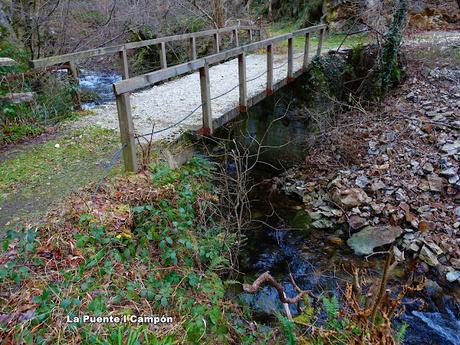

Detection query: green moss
(0, 126), (121, 227)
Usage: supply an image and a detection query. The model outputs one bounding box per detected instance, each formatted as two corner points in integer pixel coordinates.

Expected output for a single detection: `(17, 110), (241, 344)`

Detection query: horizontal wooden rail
(0, 57), (17, 67)
(113, 24), (326, 96)
(30, 25), (260, 69)
(124, 26), (240, 50)
(29, 24), (260, 111)
(113, 24), (326, 172)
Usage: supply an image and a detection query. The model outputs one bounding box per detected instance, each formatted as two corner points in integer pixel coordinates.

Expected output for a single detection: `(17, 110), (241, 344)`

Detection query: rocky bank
(276, 33), (460, 288)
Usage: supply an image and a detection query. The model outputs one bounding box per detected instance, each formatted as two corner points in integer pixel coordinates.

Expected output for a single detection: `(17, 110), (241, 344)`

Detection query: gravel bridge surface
(77, 50), (311, 141)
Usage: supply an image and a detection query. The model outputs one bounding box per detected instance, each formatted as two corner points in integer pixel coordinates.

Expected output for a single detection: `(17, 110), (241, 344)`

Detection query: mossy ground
(0, 125), (121, 228)
(268, 23), (369, 53)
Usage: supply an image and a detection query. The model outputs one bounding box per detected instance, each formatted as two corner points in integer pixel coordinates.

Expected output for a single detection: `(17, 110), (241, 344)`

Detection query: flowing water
(215, 82), (460, 344)
(78, 70), (121, 109)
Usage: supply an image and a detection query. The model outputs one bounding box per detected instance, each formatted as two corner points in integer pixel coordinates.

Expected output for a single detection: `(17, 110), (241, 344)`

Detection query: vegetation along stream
(205, 71), (460, 344)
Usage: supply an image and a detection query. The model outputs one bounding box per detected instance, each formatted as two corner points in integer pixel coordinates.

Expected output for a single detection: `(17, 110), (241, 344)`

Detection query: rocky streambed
(237, 175), (460, 344)
(215, 36), (460, 344)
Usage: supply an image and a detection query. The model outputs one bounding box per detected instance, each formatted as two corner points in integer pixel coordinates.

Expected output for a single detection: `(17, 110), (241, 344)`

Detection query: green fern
(395, 322), (408, 344)
(277, 314), (297, 345)
(322, 295), (340, 319)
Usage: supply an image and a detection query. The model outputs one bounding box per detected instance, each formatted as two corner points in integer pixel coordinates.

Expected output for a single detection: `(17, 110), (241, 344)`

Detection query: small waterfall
(408, 309), (460, 345)
(78, 70), (121, 109)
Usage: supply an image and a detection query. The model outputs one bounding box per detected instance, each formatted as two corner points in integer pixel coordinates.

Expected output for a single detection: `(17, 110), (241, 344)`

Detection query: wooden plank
(317, 28), (325, 56)
(213, 32), (220, 54)
(266, 44), (273, 95)
(303, 33), (310, 71)
(189, 36), (197, 60)
(31, 44), (124, 68)
(160, 42), (167, 69)
(118, 47), (130, 79)
(67, 61), (82, 111)
(114, 59), (205, 95)
(204, 46), (244, 65)
(0, 92), (35, 104)
(199, 63), (212, 134)
(30, 25), (261, 68)
(0, 57), (17, 67)
(124, 26), (240, 50)
(116, 93), (138, 172)
(287, 37), (294, 81)
(293, 24), (327, 37)
(233, 29), (239, 47)
(238, 52), (247, 112)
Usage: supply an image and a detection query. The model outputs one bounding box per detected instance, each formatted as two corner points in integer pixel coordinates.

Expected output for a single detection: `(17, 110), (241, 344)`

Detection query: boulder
(446, 271), (460, 283)
(347, 225), (403, 255)
(427, 174), (444, 192)
(331, 188), (371, 208)
(441, 141), (460, 155)
(348, 215), (368, 229)
(419, 246), (439, 266)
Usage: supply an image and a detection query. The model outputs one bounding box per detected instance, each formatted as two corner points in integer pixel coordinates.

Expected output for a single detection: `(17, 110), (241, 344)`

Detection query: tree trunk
(268, 0), (273, 21)
(210, 0), (225, 28)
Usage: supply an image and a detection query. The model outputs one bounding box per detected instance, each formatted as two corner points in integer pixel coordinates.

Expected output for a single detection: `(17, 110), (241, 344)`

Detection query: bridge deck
(78, 50), (310, 141)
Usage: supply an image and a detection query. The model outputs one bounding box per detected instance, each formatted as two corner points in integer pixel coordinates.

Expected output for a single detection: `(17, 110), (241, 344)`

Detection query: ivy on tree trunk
(379, 0), (408, 95)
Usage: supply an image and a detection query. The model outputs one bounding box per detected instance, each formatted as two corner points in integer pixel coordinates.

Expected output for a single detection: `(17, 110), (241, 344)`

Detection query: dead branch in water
(243, 271), (310, 305)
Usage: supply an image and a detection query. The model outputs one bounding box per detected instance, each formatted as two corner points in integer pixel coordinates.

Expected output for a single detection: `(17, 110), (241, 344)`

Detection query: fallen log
(0, 92), (36, 104)
(0, 57), (17, 67)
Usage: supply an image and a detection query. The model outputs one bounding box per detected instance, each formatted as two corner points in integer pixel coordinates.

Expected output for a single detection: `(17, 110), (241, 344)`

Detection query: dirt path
(0, 126), (120, 229)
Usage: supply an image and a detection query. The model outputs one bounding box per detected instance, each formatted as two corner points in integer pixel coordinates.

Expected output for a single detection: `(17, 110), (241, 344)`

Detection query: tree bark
(268, 0), (273, 21)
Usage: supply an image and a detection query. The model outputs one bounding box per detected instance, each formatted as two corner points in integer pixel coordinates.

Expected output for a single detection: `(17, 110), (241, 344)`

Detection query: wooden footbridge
(30, 23), (326, 173)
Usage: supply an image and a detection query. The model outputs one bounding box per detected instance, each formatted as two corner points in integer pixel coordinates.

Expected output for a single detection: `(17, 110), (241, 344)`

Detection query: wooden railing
(113, 24), (326, 172)
(29, 25), (261, 110)
(0, 58), (36, 104)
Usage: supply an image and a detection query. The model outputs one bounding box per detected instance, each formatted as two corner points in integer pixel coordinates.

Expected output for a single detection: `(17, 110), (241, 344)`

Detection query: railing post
(160, 42), (167, 69)
(199, 63), (213, 134)
(248, 29), (253, 42)
(303, 33), (310, 71)
(213, 32), (220, 53)
(287, 37), (294, 81)
(238, 52), (247, 112)
(266, 44), (273, 95)
(189, 36), (197, 60)
(67, 61), (82, 111)
(233, 29), (239, 47)
(115, 93), (137, 172)
(317, 28), (325, 56)
(118, 47), (130, 79)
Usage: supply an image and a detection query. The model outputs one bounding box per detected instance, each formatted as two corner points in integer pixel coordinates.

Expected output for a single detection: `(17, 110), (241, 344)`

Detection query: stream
(213, 82), (460, 345)
(78, 70), (121, 109)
